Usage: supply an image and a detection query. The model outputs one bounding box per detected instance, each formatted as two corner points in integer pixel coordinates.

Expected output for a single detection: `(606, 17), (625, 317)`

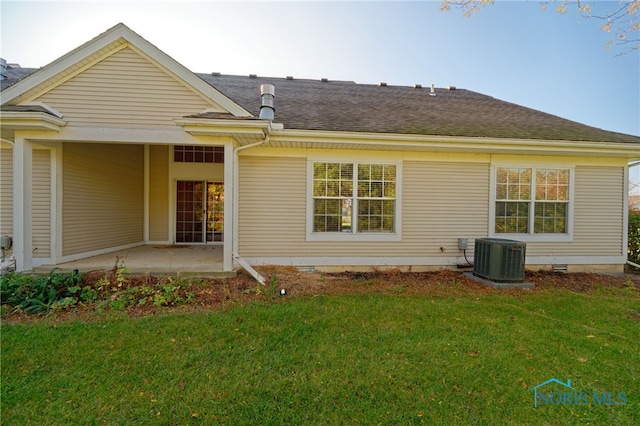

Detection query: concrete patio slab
(33, 245), (232, 277)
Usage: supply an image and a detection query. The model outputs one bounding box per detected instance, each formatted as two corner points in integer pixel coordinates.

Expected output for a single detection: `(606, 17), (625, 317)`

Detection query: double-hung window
(309, 161), (400, 241)
(492, 166), (573, 241)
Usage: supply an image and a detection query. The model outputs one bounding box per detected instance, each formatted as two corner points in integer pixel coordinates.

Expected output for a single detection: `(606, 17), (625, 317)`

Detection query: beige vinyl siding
(0, 148), (12, 243)
(238, 156), (308, 256)
(526, 165), (625, 257)
(149, 145), (169, 241)
(36, 47), (217, 128)
(32, 149), (51, 258)
(62, 143), (143, 256)
(572, 165), (624, 255)
(402, 161), (489, 256)
(238, 156), (491, 258)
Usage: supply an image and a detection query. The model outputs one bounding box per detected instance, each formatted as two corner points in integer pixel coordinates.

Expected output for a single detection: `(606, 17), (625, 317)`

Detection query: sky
(1, 0), (639, 188)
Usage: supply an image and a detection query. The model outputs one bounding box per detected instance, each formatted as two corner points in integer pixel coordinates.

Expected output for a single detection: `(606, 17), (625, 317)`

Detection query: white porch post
(143, 144), (150, 242)
(222, 142), (234, 271)
(13, 136), (33, 271)
(51, 143), (62, 265)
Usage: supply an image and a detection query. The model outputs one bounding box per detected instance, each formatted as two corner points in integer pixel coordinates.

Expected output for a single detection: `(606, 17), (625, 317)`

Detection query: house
(1, 23), (639, 275)
(528, 378), (575, 408)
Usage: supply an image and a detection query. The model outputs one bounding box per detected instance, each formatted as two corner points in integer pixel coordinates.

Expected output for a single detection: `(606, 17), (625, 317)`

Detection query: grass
(2, 284), (639, 425)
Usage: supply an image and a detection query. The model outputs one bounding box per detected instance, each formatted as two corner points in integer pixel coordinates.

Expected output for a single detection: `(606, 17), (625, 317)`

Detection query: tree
(440, 0), (640, 55)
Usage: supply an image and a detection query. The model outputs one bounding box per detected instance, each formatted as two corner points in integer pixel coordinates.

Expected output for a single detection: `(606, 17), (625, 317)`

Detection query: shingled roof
(3, 67), (638, 144)
(197, 74), (639, 143)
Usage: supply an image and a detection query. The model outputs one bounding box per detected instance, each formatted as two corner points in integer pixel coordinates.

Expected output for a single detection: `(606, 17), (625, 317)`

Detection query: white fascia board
(270, 129), (640, 158)
(0, 112), (66, 131)
(174, 117), (270, 139)
(18, 126), (197, 145)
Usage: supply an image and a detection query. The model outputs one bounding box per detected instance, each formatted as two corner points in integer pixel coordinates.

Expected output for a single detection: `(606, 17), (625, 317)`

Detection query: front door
(176, 181), (224, 243)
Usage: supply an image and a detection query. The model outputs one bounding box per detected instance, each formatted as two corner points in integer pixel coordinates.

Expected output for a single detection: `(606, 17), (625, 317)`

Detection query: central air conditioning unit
(473, 238), (526, 283)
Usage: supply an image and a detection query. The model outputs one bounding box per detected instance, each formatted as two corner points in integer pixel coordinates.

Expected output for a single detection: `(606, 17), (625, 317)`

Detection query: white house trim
(224, 143), (235, 271)
(487, 164), (575, 242)
(53, 143), (63, 266)
(243, 255), (626, 268)
(0, 111), (66, 132)
(269, 129), (640, 158)
(305, 158), (403, 242)
(12, 137), (33, 271)
(144, 145), (150, 242)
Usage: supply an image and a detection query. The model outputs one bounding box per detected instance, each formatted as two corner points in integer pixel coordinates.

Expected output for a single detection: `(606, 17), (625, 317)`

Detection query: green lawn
(2, 285), (639, 425)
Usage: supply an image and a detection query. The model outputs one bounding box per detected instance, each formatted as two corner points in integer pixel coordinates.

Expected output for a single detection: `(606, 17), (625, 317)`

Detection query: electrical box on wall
(0, 235), (12, 250)
(458, 238), (468, 250)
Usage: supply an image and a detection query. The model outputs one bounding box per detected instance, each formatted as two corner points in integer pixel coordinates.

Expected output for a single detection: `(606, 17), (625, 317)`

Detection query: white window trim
(489, 164), (574, 242)
(306, 159), (402, 242)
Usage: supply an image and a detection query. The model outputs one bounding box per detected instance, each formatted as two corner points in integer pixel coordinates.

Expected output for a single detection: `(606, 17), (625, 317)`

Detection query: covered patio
(32, 245), (231, 276)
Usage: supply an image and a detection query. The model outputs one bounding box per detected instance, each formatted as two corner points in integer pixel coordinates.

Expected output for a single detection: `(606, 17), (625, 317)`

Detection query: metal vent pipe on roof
(259, 84), (275, 121)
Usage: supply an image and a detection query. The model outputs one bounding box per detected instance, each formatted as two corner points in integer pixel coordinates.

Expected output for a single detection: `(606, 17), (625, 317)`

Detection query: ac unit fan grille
(474, 238), (526, 283)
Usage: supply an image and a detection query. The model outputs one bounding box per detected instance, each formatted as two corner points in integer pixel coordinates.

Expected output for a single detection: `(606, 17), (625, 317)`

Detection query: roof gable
(31, 46), (232, 128)
(1, 23), (250, 118)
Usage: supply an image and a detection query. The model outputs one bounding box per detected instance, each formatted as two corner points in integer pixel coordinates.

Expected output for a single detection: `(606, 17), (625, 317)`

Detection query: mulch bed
(3, 267), (639, 323)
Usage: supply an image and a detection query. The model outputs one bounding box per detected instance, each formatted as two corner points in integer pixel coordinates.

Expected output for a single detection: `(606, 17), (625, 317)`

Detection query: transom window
(312, 162), (396, 234)
(174, 146), (224, 163)
(494, 167), (570, 235)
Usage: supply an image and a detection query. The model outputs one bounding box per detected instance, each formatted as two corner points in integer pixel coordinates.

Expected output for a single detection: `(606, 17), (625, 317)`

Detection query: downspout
(230, 84), (279, 285)
(232, 135), (269, 285)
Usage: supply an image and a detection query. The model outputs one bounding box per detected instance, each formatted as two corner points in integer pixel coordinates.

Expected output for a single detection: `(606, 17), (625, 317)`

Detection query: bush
(630, 208), (640, 264)
(0, 265), (196, 316)
(0, 268), (82, 314)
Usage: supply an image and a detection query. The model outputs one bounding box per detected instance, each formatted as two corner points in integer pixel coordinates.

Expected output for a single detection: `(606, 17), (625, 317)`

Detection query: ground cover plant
(2, 267), (639, 424)
(1, 263), (198, 318)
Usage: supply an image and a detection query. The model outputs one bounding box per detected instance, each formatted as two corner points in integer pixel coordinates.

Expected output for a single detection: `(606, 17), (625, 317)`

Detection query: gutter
(269, 129), (640, 159)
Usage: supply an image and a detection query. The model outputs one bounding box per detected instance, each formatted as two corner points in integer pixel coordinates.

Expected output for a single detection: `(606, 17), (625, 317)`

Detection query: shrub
(0, 265), (196, 316)
(0, 268), (82, 314)
(629, 208), (640, 264)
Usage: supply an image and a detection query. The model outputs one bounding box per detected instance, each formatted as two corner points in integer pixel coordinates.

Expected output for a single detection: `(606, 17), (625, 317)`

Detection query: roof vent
(447, 86), (457, 91)
(211, 72), (221, 76)
(286, 76), (294, 80)
(259, 84), (275, 121)
(430, 84), (436, 97)
(414, 84), (422, 89)
(379, 82), (387, 87)
(321, 78), (328, 82)
(249, 74), (257, 78)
